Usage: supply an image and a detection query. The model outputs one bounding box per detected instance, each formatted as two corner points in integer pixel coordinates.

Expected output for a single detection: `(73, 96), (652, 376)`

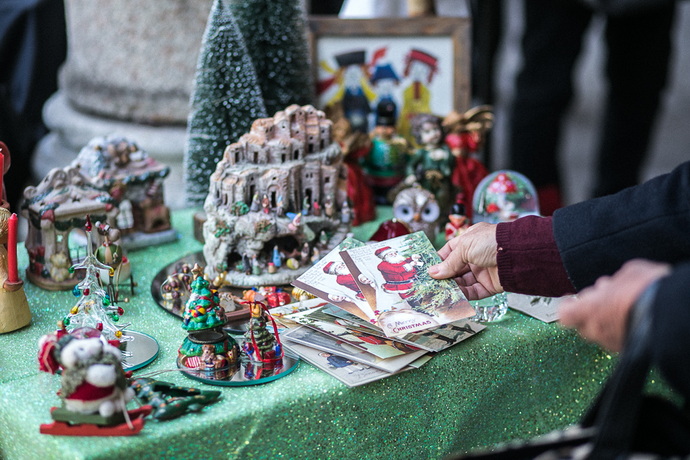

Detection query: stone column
(34, 0), (212, 208)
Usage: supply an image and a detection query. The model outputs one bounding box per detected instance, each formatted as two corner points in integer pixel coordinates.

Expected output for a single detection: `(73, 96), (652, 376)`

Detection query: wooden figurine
(330, 107), (376, 226)
(442, 106), (493, 220)
(406, 113), (454, 213)
(445, 200), (470, 241)
(364, 100), (409, 204)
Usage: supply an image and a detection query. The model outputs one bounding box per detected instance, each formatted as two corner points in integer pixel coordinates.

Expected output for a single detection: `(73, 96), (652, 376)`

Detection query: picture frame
(307, 16), (471, 138)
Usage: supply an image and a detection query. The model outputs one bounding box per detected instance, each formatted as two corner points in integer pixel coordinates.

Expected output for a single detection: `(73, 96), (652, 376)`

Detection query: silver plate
(176, 349), (300, 387)
(120, 330), (160, 371)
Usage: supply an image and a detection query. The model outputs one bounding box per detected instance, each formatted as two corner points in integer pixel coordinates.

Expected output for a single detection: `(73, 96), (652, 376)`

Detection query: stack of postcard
(283, 232), (484, 387)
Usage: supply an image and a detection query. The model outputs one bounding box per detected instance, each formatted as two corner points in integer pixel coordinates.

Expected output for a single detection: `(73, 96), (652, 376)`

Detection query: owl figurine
(392, 185), (441, 241)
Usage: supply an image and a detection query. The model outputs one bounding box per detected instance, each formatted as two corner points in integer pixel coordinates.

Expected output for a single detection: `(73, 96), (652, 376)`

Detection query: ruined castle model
(203, 104), (350, 287)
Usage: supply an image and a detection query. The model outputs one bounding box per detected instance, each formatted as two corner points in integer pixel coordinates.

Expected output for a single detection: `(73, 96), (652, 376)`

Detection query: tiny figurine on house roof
(38, 327), (151, 436)
(72, 135), (176, 249)
(202, 104), (351, 288)
(21, 165), (119, 291)
(0, 141), (32, 334)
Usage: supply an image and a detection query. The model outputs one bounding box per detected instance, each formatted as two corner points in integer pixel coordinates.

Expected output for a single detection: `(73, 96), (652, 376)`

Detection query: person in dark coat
(428, 160), (690, 399)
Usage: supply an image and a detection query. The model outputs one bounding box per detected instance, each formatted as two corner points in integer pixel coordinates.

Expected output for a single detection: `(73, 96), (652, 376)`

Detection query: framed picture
(307, 16), (470, 139)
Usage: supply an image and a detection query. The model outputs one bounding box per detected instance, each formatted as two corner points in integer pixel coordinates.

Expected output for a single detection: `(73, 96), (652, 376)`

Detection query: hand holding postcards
(293, 232), (475, 337)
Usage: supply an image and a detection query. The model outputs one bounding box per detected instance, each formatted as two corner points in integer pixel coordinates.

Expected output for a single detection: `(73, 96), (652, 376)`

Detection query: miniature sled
(40, 405), (152, 436)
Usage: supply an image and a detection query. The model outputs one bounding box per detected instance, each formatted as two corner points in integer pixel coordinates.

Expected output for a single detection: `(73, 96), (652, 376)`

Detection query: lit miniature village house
(203, 104), (350, 287)
(22, 166), (119, 290)
(72, 136), (176, 248)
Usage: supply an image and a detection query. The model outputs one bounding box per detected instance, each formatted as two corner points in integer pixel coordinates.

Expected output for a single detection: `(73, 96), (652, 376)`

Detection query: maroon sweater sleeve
(496, 215), (576, 297)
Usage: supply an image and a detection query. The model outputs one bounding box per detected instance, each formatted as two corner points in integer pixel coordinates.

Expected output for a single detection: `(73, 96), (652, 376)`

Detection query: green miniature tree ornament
(181, 264), (226, 332)
(229, 0), (316, 114)
(184, 0), (268, 205)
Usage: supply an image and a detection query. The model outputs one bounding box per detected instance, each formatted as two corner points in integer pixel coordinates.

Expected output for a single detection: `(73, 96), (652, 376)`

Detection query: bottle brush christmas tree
(229, 0), (315, 114)
(184, 0), (268, 205)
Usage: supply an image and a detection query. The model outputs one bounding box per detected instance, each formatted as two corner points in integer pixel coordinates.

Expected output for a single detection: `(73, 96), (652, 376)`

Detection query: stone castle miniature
(202, 104), (350, 287)
(72, 135), (175, 249)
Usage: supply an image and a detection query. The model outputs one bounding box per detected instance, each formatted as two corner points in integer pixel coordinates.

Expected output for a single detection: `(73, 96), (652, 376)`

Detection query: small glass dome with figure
(472, 170), (540, 224)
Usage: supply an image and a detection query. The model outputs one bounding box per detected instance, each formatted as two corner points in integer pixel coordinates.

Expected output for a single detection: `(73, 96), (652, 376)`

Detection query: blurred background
(341, 0), (690, 207)
(3, 0), (689, 213)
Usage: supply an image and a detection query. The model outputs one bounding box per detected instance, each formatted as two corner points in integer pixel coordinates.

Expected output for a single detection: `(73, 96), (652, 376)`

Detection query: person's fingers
(428, 248), (469, 279)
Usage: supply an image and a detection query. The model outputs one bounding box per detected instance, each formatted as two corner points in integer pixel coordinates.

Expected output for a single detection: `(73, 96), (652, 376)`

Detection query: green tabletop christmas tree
(184, 0), (268, 205)
(229, 0), (315, 115)
(181, 264), (226, 332)
(178, 264), (239, 372)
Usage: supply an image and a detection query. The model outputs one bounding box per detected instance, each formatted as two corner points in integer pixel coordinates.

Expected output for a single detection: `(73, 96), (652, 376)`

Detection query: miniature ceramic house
(203, 104), (350, 287)
(22, 166), (119, 290)
(72, 135), (175, 249)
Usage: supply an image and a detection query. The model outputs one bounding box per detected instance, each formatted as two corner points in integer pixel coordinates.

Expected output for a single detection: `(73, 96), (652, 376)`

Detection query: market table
(0, 208), (614, 460)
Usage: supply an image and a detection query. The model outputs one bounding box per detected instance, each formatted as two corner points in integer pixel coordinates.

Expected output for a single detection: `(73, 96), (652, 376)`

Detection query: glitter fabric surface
(0, 209), (615, 459)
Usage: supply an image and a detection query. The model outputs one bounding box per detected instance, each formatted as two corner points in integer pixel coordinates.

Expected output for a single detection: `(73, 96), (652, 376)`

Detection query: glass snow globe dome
(470, 170), (540, 322)
(472, 170), (540, 224)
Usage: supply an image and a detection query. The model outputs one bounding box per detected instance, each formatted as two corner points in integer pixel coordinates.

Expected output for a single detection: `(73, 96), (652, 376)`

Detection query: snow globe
(472, 170), (540, 224)
(471, 170), (540, 322)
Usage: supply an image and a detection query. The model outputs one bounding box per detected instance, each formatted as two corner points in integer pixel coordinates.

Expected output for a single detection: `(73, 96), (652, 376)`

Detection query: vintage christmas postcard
(282, 326), (428, 373)
(340, 231), (475, 337)
(284, 306), (423, 359)
(292, 238), (377, 324)
(283, 342), (409, 387)
(322, 304), (486, 353)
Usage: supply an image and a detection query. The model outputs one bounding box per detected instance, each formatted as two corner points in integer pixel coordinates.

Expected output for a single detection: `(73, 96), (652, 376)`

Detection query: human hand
(427, 222), (502, 300)
(559, 259), (671, 352)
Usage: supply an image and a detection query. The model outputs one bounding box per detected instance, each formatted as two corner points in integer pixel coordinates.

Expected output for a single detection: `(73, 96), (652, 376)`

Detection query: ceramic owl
(392, 185), (440, 241)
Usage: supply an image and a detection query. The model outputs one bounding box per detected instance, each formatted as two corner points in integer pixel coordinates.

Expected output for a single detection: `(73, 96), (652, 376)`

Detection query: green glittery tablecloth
(0, 209), (615, 460)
